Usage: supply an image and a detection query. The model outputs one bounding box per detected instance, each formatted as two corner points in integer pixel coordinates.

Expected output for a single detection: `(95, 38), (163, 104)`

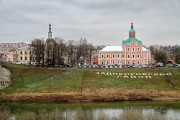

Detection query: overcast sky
(0, 0), (180, 46)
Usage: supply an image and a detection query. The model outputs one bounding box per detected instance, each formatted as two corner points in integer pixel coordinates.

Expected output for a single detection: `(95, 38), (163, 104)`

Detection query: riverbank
(0, 88), (180, 103)
(0, 63), (180, 103)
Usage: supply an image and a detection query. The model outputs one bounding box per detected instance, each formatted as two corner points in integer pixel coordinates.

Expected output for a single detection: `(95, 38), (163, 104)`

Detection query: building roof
(142, 47), (150, 51)
(100, 46), (123, 52)
(99, 45), (150, 52)
(46, 38), (55, 43)
(129, 29), (135, 32)
(17, 46), (30, 50)
(123, 38), (143, 45)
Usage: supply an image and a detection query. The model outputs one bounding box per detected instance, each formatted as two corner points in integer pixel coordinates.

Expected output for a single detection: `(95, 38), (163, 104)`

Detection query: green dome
(129, 29), (135, 32)
(46, 38), (55, 44)
(123, 38), (142, 45)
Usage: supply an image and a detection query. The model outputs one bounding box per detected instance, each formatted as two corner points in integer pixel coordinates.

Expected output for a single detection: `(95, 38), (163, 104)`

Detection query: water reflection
(0, 102), (180, 120)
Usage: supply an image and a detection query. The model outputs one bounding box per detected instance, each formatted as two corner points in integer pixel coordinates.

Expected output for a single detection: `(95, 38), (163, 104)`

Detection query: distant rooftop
(100, 46), (123, 52)
(99, 45), (150, 52)
(17, 46), (30, 50)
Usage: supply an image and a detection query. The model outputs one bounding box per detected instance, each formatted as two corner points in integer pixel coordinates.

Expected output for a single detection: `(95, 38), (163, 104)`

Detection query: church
(98, 23), (151, 66)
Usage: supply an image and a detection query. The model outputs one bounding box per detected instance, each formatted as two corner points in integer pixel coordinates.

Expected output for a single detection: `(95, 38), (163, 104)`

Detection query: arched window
(107, 55), (109, 58)
(137, 48), (140, 51)
(101, 55), (104, 58)
(118, 55), (119, 58)
(112, 54), (114, 58)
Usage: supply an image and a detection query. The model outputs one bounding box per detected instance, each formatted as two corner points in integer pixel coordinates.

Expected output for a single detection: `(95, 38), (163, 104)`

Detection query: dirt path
(0, 65), (11, 89)
(0, 88), (180, 103)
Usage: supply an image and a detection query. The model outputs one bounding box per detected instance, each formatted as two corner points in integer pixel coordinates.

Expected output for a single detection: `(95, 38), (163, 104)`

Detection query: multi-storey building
(6, 51), (17, 63)
(16, 46), (31, 64)
(0, 42), (27, 48)
(98, 23), (151, 66)
(0, 42), (27, 62)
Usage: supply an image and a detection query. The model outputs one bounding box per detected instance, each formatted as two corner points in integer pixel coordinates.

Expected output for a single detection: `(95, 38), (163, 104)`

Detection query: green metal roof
(123, 37), (143, 45)
(46, 38), (55, 43)
(129, 29), (135, 32)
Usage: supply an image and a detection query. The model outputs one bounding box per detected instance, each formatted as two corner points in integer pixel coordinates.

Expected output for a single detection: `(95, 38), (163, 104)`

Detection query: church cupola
(129, 23), (135, 38)
(46, 24), (55, 43)
(48, 24), (52, 39)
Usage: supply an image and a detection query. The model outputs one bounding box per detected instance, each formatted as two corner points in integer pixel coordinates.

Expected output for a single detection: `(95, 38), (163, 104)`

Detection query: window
(112, 54), (114, 58)
(102, 55), (104, 58)
(128, 48), (130, 51)
(102, 62), (104, 64)
(20, 51), (22, 54)
(137, 48), (140, 51)
(133, 55), (135, 58)
(122, 55), (124, 58)
(25, 57), (27, 60)
(137, 54), (140, 58)
(128, 55), (130, 58)
(133, 48), (135, 51)
(118, 55), (119, 58)
(20, 57), (23, 60)
(25, 51), (27, 54)
(107, 55), (109, 58)
(113, 61), (114, 64)
(107, 61), (109, 64)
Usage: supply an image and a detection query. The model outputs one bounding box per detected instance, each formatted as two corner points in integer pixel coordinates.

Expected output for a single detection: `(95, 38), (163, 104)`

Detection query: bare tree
(76, 38), (94, 65)
(31, 39), (45, 66)
(67, 40), (78, 65)
(55, 37), (67, 66)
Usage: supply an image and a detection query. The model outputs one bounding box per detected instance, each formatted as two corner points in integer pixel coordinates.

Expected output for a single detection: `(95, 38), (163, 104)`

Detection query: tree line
(30, 38), (93, 67)
(149, 45), (180, 64)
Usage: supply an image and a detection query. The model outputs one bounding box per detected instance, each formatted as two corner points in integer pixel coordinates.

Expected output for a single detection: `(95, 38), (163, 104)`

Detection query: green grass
(0, 63), (180, 93)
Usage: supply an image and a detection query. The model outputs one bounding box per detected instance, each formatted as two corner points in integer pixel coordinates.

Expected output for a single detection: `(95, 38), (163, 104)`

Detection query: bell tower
(129, 23), (135, 38)
(48, 24), (52, 39)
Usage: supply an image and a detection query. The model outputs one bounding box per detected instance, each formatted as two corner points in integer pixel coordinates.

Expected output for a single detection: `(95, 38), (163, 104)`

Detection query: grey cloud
(0, 0), (180, 46)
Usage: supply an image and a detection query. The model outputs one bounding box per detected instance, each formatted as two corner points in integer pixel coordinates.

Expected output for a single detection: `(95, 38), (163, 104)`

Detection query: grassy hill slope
(0, 63), (180, 94)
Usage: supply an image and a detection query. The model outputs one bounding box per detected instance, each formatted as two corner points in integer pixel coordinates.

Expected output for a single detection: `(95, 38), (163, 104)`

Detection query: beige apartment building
(16, 46), (31, 64)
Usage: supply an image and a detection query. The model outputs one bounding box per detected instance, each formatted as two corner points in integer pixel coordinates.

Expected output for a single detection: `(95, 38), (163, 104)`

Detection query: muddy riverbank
(0, 88), (179, 103)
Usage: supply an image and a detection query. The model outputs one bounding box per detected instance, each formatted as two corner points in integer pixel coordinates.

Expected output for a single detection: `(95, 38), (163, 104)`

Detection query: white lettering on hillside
(96, 72), (172, 79)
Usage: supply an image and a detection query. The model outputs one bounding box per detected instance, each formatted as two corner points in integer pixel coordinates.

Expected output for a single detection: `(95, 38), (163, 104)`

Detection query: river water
(0, 101), (180, 120)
